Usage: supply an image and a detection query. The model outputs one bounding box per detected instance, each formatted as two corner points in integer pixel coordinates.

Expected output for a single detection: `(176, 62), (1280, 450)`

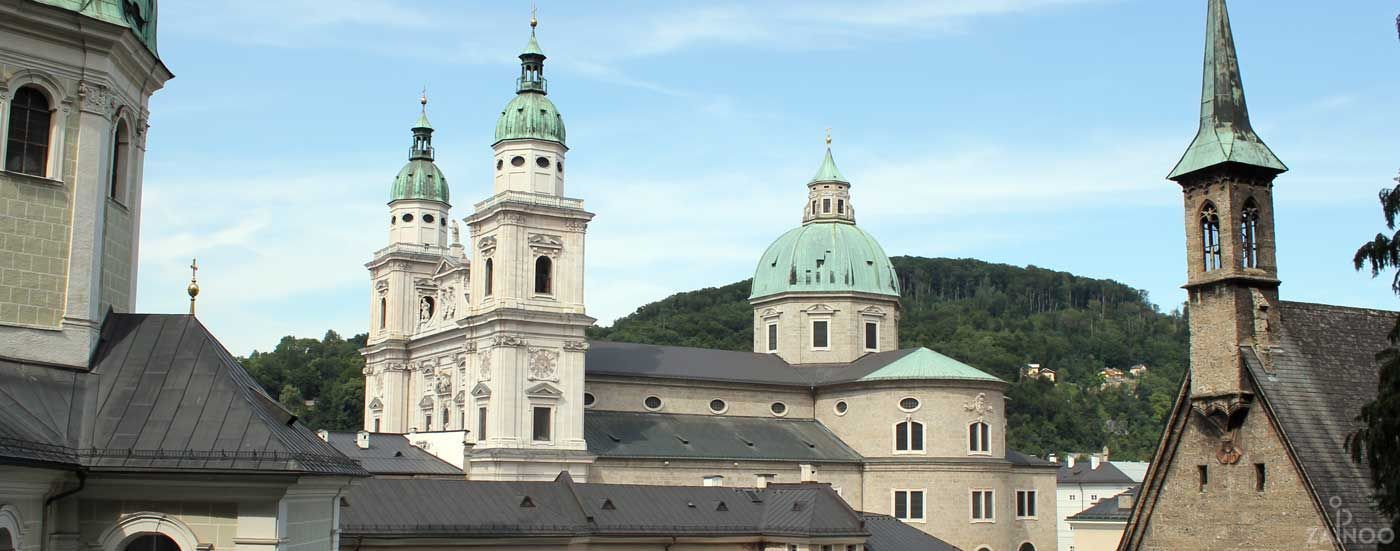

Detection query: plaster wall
(584, 379), (813, 418)
(751, 295), (898, 365)
(1070, 520), (1127, 551)
(815, 384), (1006, 459)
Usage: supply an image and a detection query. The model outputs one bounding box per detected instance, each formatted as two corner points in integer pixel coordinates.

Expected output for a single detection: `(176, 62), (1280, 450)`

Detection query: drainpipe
(41, 471), (86, 551)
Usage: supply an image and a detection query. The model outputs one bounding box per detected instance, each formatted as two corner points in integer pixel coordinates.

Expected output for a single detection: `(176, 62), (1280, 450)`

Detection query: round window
(583, 392), (596, 407)
(899, 397), (921, 412)
(496, 159), (503, 170)
(771, 402), (787, 416)
(834, 401), (849, 415)
(644, 396), (663, 411)
(402, 213), (414, 223)
(709, 399), (727, 414)
(536, 156), (551, 169)
(511, 156), (526, 167)
(423, 214), (435, 224)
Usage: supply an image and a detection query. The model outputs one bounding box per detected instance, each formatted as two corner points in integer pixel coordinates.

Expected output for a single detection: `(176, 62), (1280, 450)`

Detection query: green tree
(241, 330), (368, 431)
(1348, 171), (1400, 540)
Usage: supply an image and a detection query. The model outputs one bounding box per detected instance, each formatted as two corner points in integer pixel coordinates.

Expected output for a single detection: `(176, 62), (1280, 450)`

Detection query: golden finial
(530, 4), (538, 29)
(420, 87), (428, 108)
(186, 258), (200, 316)
(825, 127), (832, 146)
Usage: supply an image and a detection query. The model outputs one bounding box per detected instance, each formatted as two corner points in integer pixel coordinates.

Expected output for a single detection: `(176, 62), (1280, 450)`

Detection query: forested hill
(588, 256), (1189, 460)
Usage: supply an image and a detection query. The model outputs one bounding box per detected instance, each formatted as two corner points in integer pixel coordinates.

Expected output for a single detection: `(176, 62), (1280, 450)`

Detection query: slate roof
(585, 342), (1005, 387)
(1057, 461), (1137, 485)
(585, 410), (863, 463)
(0, 314), (366, 476)
(340, 474), (868, 538)
(323, 431), (461, 476)
(1067, 486), (1137, 522)
(860, 513), (961, 551)
(1241, 301), (1392, 543)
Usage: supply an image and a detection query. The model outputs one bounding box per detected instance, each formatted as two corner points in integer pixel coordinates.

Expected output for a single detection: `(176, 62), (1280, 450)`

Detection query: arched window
(895, 420), (924, 452)
(0, 527), (12, 551)
(483, 258), (494, 297)
(1200, 202), (1222, 272)
(124, 535), (179, 551)
(1240, 199), (1260, 269)
(379, 298), (387, 329)
(1018, 543), (1037, 551)
(969, 421), (991, 453)
(534, 256), (552, 295)
(110, 119), (131, 203)
(441, 408), (449, 429)
(5, 86), (53, 177)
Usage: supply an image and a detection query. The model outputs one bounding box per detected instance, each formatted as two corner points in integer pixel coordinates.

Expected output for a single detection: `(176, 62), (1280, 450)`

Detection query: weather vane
(187, 258), (200, 316)
(531, 4), (538, 29)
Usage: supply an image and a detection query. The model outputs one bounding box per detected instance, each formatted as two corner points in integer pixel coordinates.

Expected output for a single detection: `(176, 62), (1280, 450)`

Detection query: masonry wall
(0, 171), (71, 328)
(1133, 406), (1331, 550)
(77, 499), (240, 551)
(815, 383), (1006, 459)
(585, 379), (813, 418)
(589, 458), (864, 506)
(861, 463), (1055, 551)
(99, 201), (133, 313)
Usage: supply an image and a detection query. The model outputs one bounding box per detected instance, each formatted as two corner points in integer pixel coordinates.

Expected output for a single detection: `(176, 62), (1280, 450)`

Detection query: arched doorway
(1018, 543), (1037, 551)
(124, 534), (179, 551)
(1, 527), (14, 551)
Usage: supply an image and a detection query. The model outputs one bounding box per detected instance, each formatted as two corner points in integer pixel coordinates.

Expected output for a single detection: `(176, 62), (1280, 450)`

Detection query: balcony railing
(475, 190), (583, 212)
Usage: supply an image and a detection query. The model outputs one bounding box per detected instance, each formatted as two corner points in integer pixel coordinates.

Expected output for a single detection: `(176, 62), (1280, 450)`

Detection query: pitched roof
(0, 314), (367, 476)
(584, 410), (862, 463)
(585, 342), (1004, 388)
(860, 513), (961, 551)
(1057, 461), (1137, 485)
(340, 475), (867, 538)
(1241, 301), (1392, 543)
(1067, 486), (1138, 522)
(323, 431), (461, 476)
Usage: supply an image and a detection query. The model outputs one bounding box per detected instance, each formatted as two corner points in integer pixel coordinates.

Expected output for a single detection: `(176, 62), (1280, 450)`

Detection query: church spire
(1168, 0), (1286, 180)
(410, 91), (434, 161)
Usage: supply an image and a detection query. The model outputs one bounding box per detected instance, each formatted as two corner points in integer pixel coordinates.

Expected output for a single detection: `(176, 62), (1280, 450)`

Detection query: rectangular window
(837, 199), (845, 214)
(1198, 465), (1208, 492)
(424, 414), (432, 431)
(532, 406), (552, 441)
(822, 198), (831, 213)
(703, 475), (724, 487)
(767, 322), (779, 352)
(971, 490), (994, 521)
(893, 490), (924, 521)
(1016, 490), (1037, 518)
(477, 406), (488, 441)
(373, 418), (381, 432)
(864, 321), (878, 351)
(812, 320), (829, 349)
(1255, 463), (1266, 492)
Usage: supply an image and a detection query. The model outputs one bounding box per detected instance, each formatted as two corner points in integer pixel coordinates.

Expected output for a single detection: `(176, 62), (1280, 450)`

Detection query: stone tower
(749, 140), (901, 364)
(461, 17), (596, 481)
(1168, 0), (1286, 434)
(362, 97), (454, 433)
(0, 0), (171, 367)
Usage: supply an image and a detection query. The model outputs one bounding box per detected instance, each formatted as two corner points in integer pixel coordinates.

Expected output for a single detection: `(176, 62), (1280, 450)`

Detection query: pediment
(801, 303), (838, 315)
(858, 305), (887, 317)
(525, 382), (563, 400)
(759, 307), (783, 319)
(368, 397), (384, 411)
(454, 390), (466, 404)
(471, 382), (492, 398)
(418, 395), (435, 409)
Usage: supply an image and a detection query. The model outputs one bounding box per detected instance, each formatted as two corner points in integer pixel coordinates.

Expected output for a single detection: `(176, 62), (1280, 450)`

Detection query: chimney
(1047, 453), (1058, 464)
(356, 430), (370, 449)
(1067, 455), (1076, 469)
(316, 429), (329, 442)
(1102, 446), (1111, 461)
(1090, 454), (1101, 470)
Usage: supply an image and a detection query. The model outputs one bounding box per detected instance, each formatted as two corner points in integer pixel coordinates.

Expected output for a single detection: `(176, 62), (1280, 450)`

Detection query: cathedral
(359, 14), (1057, 551)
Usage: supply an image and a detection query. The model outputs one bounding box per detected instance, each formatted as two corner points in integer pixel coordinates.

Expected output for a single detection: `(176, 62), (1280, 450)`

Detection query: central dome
(750, 223), (901, 300)
(494, 92), (566, 146)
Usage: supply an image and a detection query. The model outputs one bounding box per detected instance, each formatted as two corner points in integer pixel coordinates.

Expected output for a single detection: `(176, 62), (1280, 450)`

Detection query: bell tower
(1169, 0), (1286, 439)
(462, 15), (596, 481)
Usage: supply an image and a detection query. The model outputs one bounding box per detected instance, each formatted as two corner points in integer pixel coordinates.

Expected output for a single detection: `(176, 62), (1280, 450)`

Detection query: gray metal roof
(1006, 449), (1056, 468)
(323, 431), (461, 476)
(585, 410), (863, 463)
(1241, 301), (1392, 545)
(341, 474), (867, 538)
(586, 342), (1001, 388)
(1056, 461), (1136, 484)
(860, 514), (961, 551)
(1066, 486), (1137, 522)
(0, 314), (366, 476)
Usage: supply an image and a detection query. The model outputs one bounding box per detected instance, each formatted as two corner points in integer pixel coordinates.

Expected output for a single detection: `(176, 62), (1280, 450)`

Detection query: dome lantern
(495, 16), (566, 146)
(391, 95), (450, 205)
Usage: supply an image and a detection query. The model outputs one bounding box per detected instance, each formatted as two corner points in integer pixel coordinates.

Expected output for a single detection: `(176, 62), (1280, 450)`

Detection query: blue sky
(135, 0), (1400, 355)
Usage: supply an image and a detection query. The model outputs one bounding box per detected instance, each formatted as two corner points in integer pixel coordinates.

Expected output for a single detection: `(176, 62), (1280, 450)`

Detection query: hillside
(588, 256), (1189, 460)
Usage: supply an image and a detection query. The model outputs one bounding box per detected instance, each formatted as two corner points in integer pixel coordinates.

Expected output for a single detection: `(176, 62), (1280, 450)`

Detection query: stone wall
(751, 294), (899, 364)
(815, 383), (1006, 459)
(77, 499), (239, 551)
(0, 173), (71, 328)
(99, 200), (132, 313)
(585, 378), (813, 418)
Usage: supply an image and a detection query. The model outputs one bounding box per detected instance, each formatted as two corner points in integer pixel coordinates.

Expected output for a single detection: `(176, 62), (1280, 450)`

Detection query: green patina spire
(810, 133), (849, 184)
(391, 95), (450, 204)
(1168, 0), (1286, 180)
(494, 13), (566, 145)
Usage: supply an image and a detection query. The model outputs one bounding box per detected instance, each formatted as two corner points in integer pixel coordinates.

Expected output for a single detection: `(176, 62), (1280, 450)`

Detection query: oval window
(423, 214), (435, 224)
(899, 397), (920, 412)
(644, 396), (663, 411)
(441, 218), (448, 226)
(557, 161), (564, 173)
(390, 215), (396, 225)
(583, 392), (596, 407)
(496, 159), (504, 170)
(834, 401), (849, 415)
(709, 399), (727, 414)
(771, 402), (788, 416)
(402, 213), (414, 223)
(511, 156), (526, 167)
(536, 156), (551, 169)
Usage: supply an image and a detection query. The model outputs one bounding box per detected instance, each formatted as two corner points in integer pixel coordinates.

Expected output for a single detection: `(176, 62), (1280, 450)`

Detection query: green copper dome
(36, 0), (159, 55)
(750, 223), (901, 300)
(495, 92), (566, 145)
(390, 159), (449, 204)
